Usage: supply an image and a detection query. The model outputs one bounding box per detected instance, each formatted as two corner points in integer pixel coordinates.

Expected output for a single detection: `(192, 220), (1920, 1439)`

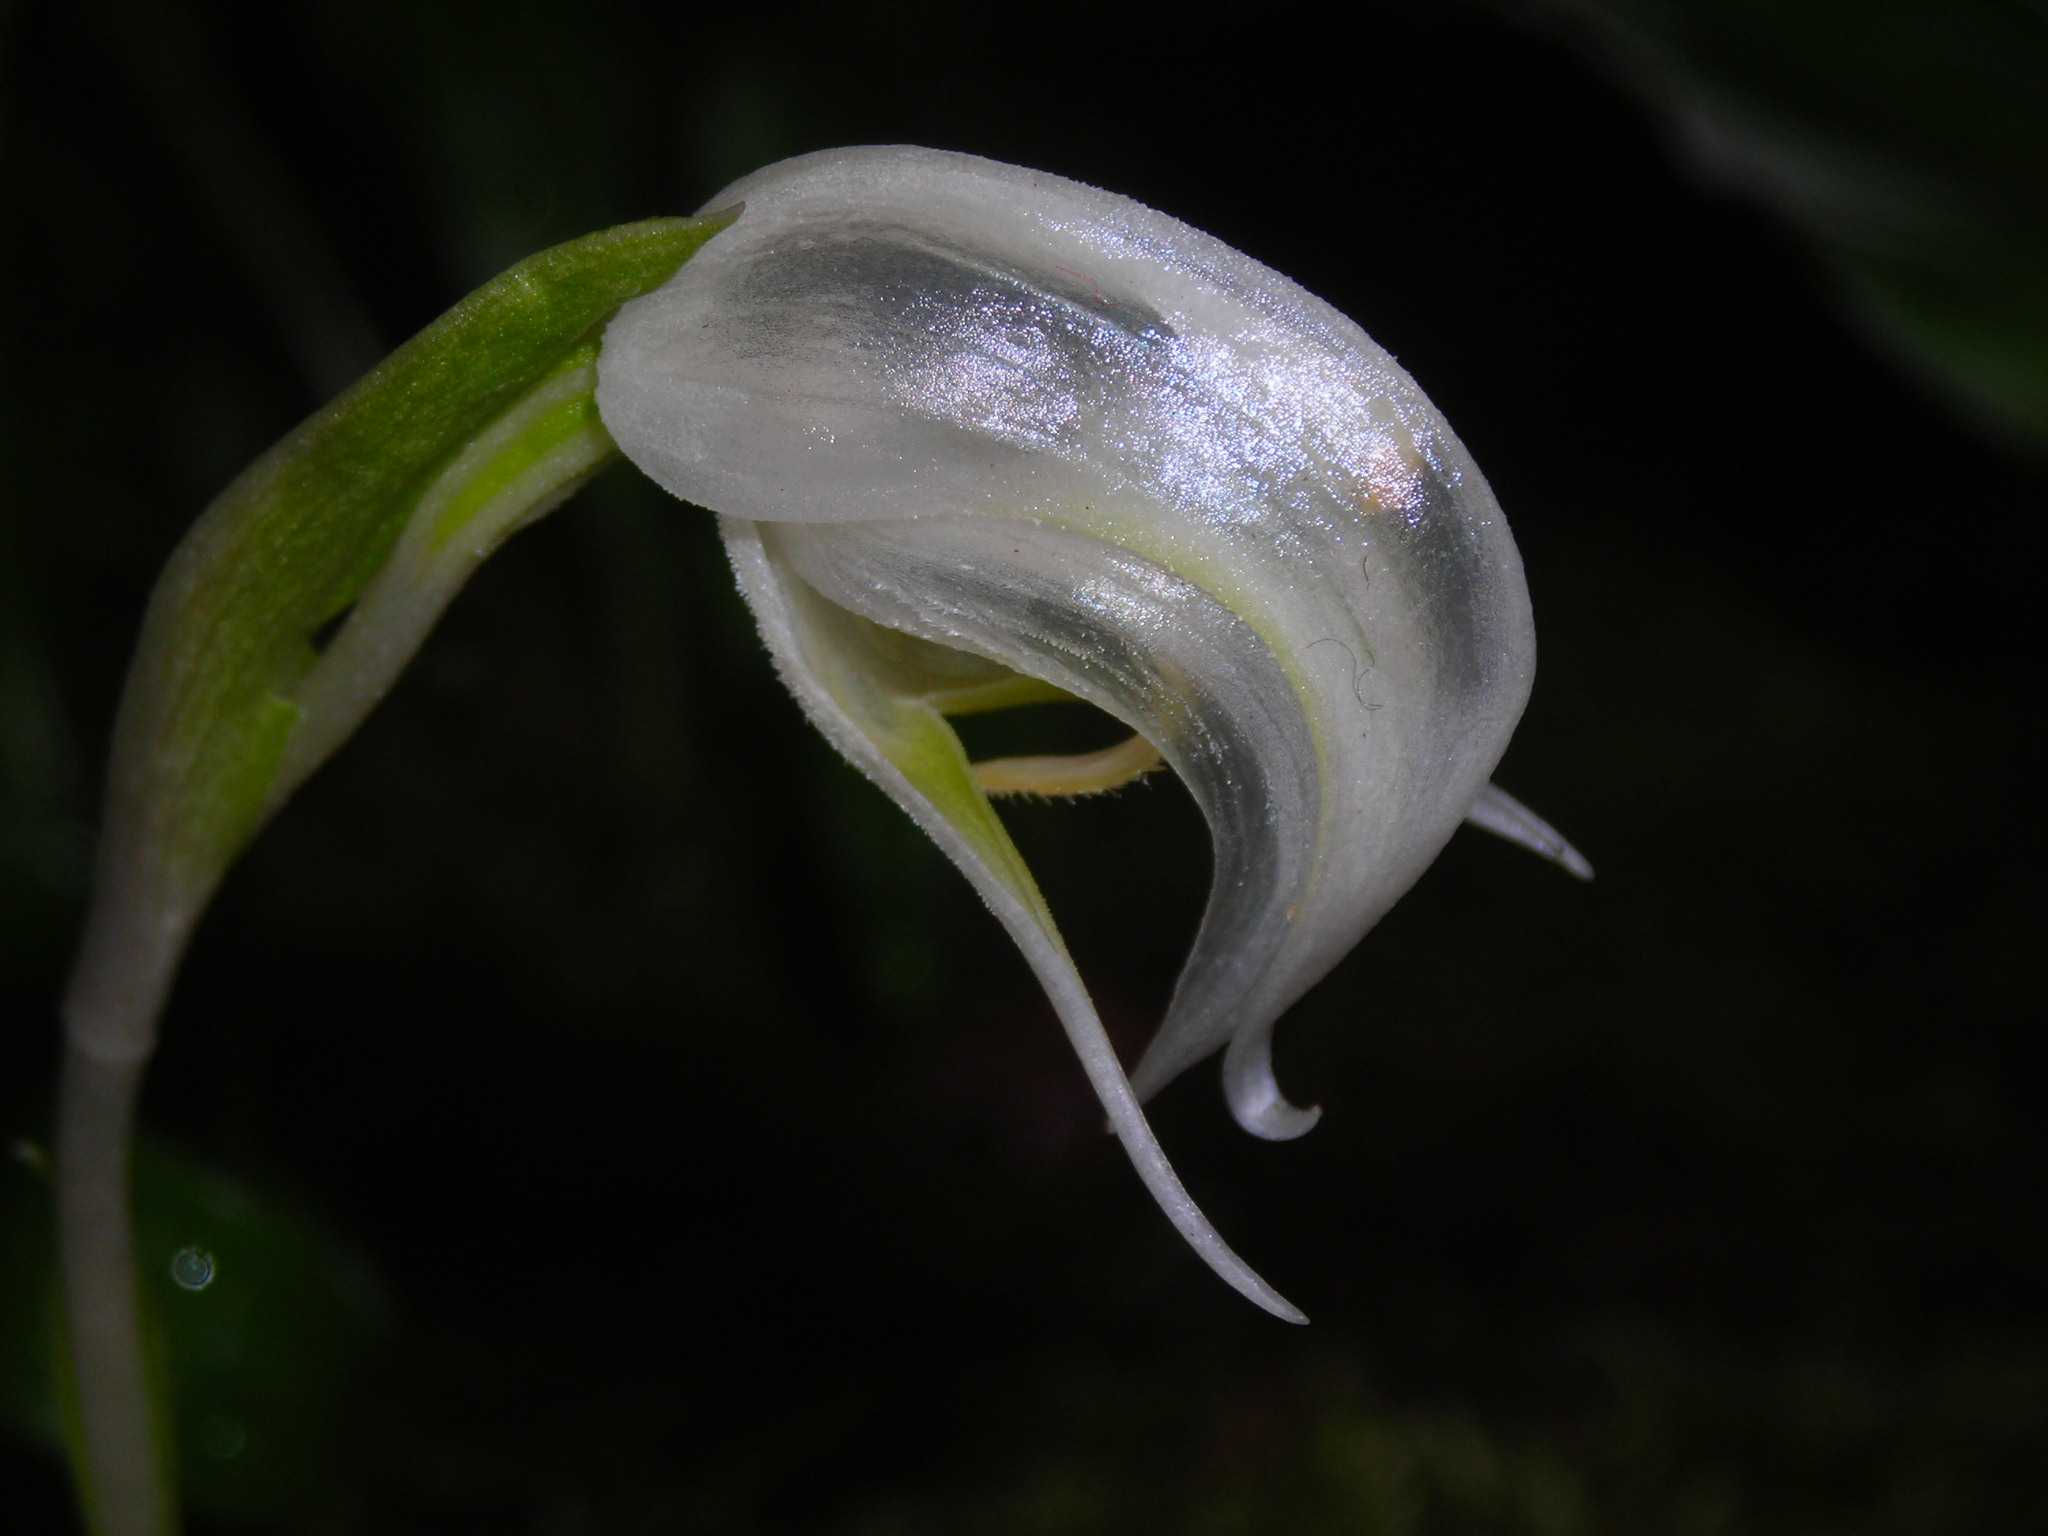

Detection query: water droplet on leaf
(170, 1245), (216, 1291)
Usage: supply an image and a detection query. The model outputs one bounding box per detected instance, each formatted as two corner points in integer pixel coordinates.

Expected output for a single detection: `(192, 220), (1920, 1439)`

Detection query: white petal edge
(1466, 783), (1595, 880)
(723, 518), (1307, 1323)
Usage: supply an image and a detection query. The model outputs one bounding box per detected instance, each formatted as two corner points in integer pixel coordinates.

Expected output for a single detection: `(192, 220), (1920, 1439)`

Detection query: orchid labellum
(58, 146), (1585, 1535)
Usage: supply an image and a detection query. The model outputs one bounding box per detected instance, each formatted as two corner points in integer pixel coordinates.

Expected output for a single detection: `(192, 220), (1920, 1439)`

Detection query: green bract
(67, 212), (734, 1063)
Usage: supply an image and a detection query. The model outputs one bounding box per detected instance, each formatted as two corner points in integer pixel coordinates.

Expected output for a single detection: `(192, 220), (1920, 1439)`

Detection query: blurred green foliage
(1550, 0), (2048, 446)
(2, 1137), (386, 1522)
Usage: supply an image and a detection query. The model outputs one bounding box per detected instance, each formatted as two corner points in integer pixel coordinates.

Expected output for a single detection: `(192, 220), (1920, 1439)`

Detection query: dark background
(3, 2), (2043, 1531)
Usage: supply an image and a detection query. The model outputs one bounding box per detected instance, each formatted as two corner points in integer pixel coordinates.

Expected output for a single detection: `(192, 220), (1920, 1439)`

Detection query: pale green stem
(57, 1048), (165, 1536)
(58, 843), (193, 1535)
(57, 353), (622, 1536)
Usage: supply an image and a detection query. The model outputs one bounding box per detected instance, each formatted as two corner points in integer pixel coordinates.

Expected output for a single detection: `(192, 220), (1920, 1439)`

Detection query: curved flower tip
(597, 147), (1580, 1313)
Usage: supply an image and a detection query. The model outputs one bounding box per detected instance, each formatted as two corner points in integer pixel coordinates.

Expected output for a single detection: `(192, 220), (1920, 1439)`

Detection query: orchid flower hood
(595, 147), (1583, 1320)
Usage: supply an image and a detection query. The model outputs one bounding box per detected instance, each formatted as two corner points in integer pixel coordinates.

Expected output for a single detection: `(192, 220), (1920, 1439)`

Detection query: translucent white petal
(1466, 783), (1596, 880)
(724, 519), (1304, 1322)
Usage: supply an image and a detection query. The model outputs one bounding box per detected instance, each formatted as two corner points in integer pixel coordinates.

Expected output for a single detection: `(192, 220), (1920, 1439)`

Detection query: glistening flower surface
(598, 147), (1587, 1320)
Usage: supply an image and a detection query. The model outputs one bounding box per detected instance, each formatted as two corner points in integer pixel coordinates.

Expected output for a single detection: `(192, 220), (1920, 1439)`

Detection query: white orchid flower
(597, 147), (1590, 1321)
(59, 147), (1588, 1536)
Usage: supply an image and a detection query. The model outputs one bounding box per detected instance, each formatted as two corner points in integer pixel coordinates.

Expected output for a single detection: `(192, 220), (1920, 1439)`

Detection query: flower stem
(57, 1040), (170, 1536)
(58, 827), (199, 1536)
(53, 212), (735, 1533)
